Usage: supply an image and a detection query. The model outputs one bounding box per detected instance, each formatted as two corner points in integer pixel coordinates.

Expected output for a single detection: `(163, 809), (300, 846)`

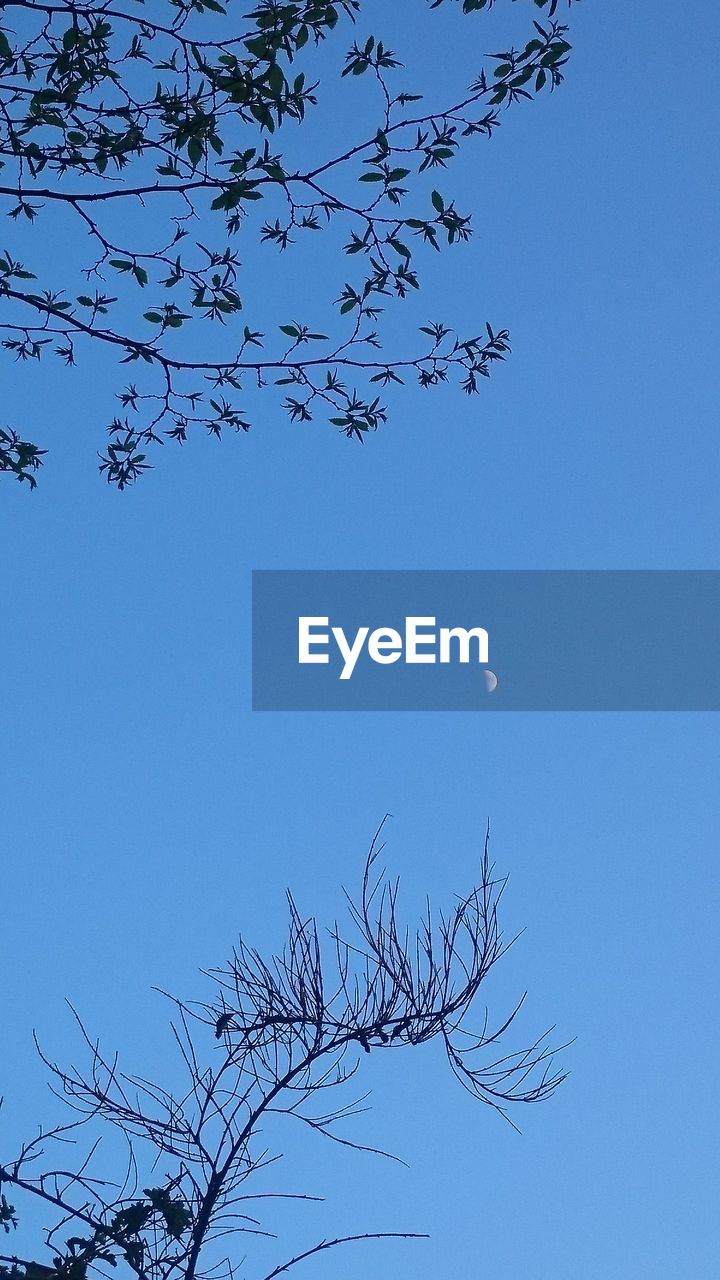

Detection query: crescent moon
(484, 669), (499, 693)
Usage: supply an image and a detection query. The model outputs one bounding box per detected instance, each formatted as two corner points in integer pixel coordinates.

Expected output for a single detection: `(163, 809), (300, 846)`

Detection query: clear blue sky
(2, 2), (720, 1277)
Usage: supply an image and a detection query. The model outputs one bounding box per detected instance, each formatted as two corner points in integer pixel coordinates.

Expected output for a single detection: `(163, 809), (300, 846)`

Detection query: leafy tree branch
(0, 0), (580, 486)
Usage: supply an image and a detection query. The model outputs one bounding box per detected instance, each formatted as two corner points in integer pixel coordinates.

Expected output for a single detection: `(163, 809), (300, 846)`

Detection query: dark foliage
(0, 0), (580, 487)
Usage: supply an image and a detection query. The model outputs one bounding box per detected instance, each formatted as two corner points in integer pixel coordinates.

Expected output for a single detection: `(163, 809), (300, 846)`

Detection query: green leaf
(510, 67), (534, 88)
(187, 136), (203, 166)
(267, 63), (284, 98)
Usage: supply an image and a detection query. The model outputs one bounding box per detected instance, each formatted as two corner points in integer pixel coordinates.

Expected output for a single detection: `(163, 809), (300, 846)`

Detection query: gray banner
(252, 571), (720, 711)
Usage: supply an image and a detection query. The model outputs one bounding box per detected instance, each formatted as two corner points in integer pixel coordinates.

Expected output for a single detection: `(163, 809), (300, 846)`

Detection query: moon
(484, 669), (499, 693)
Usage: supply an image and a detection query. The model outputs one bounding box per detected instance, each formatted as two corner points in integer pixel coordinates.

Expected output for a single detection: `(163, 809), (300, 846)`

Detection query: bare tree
(0, 825), (566, 1279)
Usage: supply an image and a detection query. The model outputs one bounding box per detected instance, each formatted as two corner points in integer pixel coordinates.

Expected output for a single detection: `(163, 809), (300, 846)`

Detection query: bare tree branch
(1, 822), (567, 1280)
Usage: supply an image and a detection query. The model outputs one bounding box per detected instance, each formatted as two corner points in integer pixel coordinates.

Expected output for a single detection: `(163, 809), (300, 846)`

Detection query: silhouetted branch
(1, 822), (566, 1280)
(0, 0), (580, 485)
